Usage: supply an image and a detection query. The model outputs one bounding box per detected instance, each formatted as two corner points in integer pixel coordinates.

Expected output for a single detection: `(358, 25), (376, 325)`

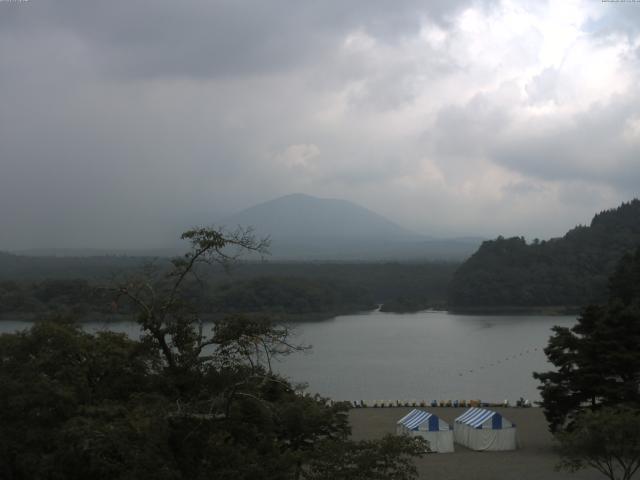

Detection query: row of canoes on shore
(338, 399), (532, 408)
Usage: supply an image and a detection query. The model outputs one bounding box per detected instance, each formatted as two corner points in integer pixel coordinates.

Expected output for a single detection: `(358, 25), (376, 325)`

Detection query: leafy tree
(305, 435), (429, 480)
(0, 227), (427, 480)
(0, 319), (162, 480)
(533, 246), (640, 432)
(556, 406), (640, 480)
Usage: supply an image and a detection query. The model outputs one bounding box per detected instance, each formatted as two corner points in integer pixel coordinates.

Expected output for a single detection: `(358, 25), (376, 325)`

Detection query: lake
(0, 310), (575, 404)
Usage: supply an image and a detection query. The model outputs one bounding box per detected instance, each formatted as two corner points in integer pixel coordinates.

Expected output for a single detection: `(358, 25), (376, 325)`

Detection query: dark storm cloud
(0, 0), (481, 79)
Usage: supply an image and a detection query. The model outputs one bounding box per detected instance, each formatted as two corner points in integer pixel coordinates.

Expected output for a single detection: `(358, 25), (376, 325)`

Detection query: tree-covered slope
(449, 199), (640, 308)
(0, 251), (150, 280)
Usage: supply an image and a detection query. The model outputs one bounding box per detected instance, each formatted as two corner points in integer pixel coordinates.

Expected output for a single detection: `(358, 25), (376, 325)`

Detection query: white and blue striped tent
(396, 409), (454, 453)
(453, 407), (517, 451)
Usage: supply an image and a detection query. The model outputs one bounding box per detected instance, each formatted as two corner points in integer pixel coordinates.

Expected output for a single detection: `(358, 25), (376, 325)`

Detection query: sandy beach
(349, 407), (604, 480)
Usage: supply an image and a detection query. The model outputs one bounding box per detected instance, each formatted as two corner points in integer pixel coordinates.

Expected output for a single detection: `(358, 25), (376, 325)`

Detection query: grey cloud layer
(1, 0), (477, 79)
(0, 0), (638, 249)
(495, 95), (640, 190)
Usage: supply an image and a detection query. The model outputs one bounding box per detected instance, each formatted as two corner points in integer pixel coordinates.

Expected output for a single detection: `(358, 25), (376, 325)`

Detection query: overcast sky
(1, 0), (639, 249)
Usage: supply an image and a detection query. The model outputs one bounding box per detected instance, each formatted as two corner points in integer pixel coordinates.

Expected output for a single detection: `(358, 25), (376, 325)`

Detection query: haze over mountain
(8, 193), (481, 261)
(220, 193), (480, 261)
(221, 193), (418, 240)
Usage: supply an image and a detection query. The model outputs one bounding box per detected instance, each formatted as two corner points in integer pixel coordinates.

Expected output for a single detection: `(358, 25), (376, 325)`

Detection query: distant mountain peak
(222, 193), (416, 240)
(214, 194), (480, 260)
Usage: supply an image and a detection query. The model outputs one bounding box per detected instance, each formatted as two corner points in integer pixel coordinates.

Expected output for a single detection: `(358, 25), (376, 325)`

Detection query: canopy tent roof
(397, 409), (450, 432)
(454, 407), (513, 429)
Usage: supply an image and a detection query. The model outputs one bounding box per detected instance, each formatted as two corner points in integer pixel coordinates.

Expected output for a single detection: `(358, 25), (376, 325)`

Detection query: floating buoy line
(456, 347), (541, 377)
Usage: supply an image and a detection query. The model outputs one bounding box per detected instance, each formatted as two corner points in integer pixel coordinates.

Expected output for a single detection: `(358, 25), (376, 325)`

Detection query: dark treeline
(0, 251), (149, 280)
(210, 277), (375, 316)
(0, 261), (458, 320)
(449, 199), (640, 310)
(0, 279), (111, 318)
(208, 262), (457, 309)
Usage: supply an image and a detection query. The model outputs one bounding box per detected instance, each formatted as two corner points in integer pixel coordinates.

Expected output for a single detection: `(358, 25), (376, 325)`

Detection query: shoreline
(447, 306), (581, 316)
(339, 400), (536, 409)
(0, 305), (580, 323)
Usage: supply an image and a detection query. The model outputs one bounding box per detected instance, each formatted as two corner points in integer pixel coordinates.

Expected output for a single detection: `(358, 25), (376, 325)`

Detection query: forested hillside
(449, 199), (640, 309)
(0, 261), (457, 320)
(0, 251), (150, 280)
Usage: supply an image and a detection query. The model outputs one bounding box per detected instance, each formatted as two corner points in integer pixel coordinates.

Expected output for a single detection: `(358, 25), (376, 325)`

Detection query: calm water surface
(1, 310), (575, 403)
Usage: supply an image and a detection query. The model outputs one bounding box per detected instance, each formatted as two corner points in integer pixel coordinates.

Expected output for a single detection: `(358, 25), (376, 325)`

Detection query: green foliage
(0, 320), (162, 479)
(534, 247), (640, 432)
(305, 435), (428, 480)
(0, 317), (352, 479)
(0, 227), (426, 480)
(0, 251), (147, 280)
(450, 199), (640, 308)
(0, 279), (112, 316)
(556, 406), (640, 480)
(211, 276), (375, 315)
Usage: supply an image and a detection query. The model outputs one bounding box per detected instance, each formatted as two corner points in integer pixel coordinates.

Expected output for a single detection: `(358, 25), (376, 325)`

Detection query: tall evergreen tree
(534, 247), (640, 432)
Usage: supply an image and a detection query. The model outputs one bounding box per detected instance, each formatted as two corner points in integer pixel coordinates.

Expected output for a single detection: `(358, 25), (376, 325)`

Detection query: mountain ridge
(221, 193), (420, 240)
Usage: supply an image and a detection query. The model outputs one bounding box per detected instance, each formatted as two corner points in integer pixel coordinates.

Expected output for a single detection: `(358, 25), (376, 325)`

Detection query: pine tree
(534, 247), (640, 432)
